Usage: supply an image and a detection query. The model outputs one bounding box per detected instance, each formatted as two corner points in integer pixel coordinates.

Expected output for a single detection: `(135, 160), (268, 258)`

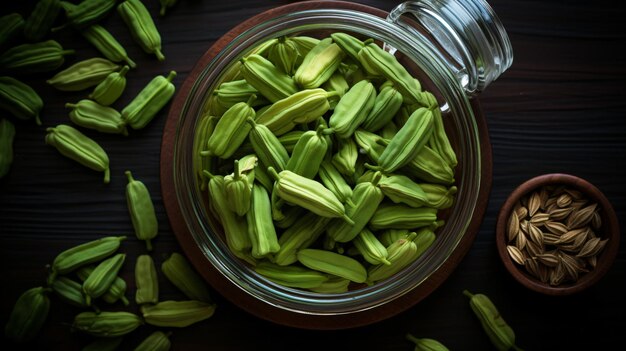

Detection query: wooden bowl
(496, 173), (619, 295)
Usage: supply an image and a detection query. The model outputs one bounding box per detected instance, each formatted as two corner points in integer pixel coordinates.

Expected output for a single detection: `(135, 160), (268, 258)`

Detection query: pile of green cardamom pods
(0, 0), (177, 182)
(196, 32), (458, 290)
(1, 0), (224, 349)
(5, 235), (216, 348)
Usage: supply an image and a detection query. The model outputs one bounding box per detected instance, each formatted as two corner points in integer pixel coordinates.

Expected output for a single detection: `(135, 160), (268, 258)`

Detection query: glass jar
(161, 0), (512, 329)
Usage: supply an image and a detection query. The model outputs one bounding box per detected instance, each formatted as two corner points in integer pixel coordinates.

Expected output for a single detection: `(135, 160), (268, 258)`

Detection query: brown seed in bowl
(567, 203), (597, 229)
(556, 193), (572, 208)
(549, 207), (573, 221)
(528, 192), (541, 216)
(505, 184), (609, 287)
(544, 221), (568, 235)
(535, 253), (559, 267)
(506, 245), (525, 265)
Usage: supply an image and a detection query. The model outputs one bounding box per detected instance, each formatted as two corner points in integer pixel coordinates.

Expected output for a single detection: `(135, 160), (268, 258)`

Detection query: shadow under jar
(161, 0), (513, 329)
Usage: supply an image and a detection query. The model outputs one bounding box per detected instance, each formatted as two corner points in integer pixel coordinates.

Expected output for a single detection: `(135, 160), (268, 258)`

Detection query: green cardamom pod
(255, 88), (334, 135)
(0, 40), (74, 74)
(23, 0), (62, 42)
(404, 144), (455, 185)
(361, 83), (404, 132)
(248, 118), (289, 171)
(82, 253), (126, 305)
(203, 95), (255, 159)
(59, 0), (117, 29)
(327, 172), (384, 243)
(294, 38), (345, 89)
(50, 276), (90, 309)
(290, 36), (320, 62)
(308, 276), (351, 294)
(268, 36), (300, 75)
(213, 79), (268, 110)
(246, 183), (281, 258)
(45, 124), (111, 183)
(125, 170), (159, 250)
(328, 79), (377, 139)
(413, 228), (436, 258)
(268, 167), (353, 224)
(368, 204), (438, 230)
(378, 229), (410, 247)
(285, 125), (331, 179)
(276, 130), (304, 154)
(406, 333), (450, 351)
(427, 102), (458, 167)
(367, 107), (434, 173)
(378, 173), (429, 208)
(255, 261), (329, 289)
(224, 159), (253, 216)
(66, 99), (127, 135)
(0, 13), (25, 47)
(82, 25), (137, 68)
(359, 129), (454, 185)
(463, 290), (522, 351)
(331, 136), (358, 177)
(72, 311), (143, 337)
(194, 114), (219, 190)
(273, 212), (330, 266)
(162, 252), (213, 303)
(297, 248), (367, 283)
(77, 265), (130, 306)
(353, 228), (390, 265)
(357, 42), (423, 105)
(205, 172), (253, 262)
(270, 184), (287, 222)
(367, 233), (418, 283)
(101, 278), (130, 306)
(353, 129), (386, 165)
(321, 72), (349, 109)
(48, 236), (125, 283)
(420, 183), (458, 209)
(118, 0), (165, 61)
(135, 254), (159, 305)
(121, 70), (176, 130)
(318, 160), (354, 206)
(247, 158), (271, 192)
(330, 32), (366, 62)
(5, 287), (51, 343)
(0, 118), (16, 178)
(0, 76), (44, 125)
(47, 57), (121, 91)
(88, 65), (129, 106)
(240, 54), (298, 103)
(141, 300), (216, 328)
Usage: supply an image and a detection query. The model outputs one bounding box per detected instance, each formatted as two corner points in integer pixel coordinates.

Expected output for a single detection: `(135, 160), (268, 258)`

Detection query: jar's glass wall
(173, 8), (483, 314)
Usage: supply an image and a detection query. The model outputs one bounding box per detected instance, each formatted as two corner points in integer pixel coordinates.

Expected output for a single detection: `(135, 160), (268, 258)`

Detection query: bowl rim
(495, 173), (620, 295)
(160, 0), (494, 329)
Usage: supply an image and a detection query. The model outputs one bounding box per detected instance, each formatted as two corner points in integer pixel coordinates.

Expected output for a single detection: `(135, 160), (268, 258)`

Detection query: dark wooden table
(1, 0), (624, 349)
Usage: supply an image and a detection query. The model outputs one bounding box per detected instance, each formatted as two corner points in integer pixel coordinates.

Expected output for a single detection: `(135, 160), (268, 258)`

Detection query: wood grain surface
(1, 0), (625, 350)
